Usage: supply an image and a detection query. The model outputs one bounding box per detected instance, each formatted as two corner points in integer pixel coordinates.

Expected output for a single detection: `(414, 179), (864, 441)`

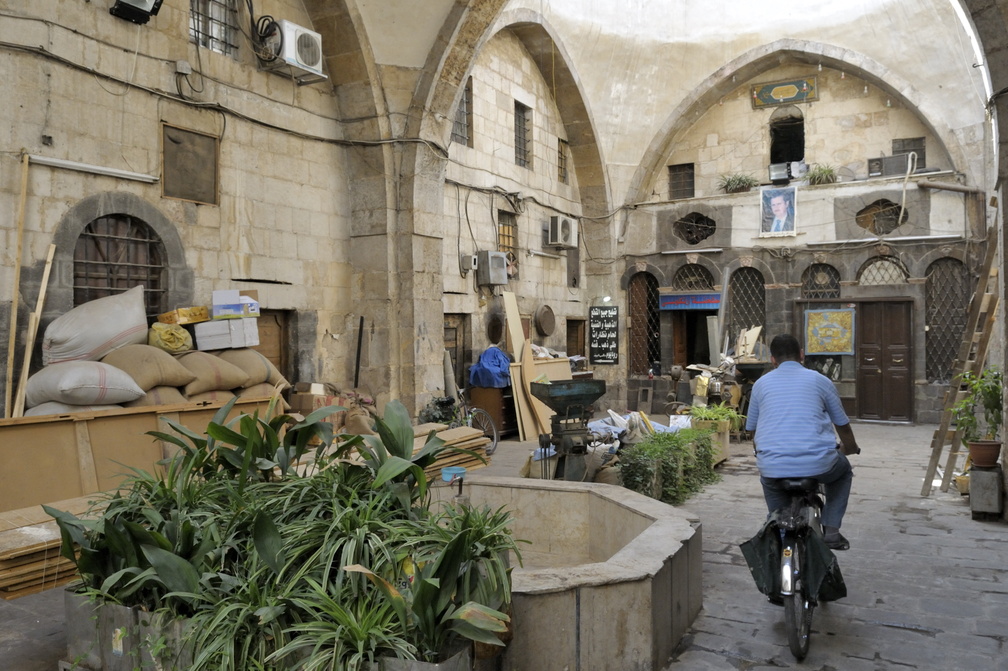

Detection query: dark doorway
(856, 301), (912, 421)
(671, 310), (715, 367)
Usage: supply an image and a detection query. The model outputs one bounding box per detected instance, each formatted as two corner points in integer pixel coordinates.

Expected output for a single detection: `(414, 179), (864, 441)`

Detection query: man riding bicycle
(746, 334), (861, 551)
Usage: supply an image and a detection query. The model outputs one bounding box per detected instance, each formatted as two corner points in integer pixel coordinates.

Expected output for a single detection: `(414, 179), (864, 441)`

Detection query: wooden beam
(13, 244), (55, 417)
(4, 154), (30, 418)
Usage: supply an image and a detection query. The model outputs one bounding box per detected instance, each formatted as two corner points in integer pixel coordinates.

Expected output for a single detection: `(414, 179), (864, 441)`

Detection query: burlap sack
(24, 401), (121, 417)
(177, 351), (251, 395)
(216, 349), (290, 389)
(101, 344), (196, 391)
(42, 285), (148, 365)
(124, 385), (187, 407)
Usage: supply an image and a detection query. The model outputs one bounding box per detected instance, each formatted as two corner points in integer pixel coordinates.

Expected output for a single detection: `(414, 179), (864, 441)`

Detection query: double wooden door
(855, 301), (912, 421)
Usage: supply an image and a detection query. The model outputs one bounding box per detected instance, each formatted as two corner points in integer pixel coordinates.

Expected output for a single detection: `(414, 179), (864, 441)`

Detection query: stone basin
(432, 475), (702, 671)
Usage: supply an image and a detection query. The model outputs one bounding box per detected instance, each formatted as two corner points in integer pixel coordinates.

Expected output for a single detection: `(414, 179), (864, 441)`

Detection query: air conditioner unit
(476, 251), (508, 286)
(261, 20), (325, 79)
(868, 154), (912, 177)
(547, 216), (578, 248)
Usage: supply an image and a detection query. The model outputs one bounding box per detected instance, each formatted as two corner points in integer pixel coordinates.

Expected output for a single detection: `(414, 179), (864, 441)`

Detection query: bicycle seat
(776, 477), (820, 493)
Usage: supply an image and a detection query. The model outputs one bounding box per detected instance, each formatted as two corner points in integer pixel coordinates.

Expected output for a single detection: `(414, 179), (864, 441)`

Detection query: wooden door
(252, 310), (289, 380)
(856, 302), (912, 421)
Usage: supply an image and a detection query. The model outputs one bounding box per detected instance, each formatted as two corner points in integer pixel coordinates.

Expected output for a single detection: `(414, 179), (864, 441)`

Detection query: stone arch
(48, 192), (192, 323)
(625, 38), (973, 206)
(619, 261), (667, 289)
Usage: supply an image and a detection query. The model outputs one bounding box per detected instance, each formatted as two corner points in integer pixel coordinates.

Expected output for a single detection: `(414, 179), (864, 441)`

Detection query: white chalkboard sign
(589, 306), (619, 364)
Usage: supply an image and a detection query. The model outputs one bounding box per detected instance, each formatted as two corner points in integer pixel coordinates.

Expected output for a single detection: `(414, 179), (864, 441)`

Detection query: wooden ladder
(921, 236), (1000, 496)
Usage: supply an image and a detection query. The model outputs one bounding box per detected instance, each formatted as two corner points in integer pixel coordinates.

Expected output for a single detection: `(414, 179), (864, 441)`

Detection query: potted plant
(951, 366), (1003, 467)
(718, 172), (760, 194)
(48, 397), (520, 671)
(689, 403), (745, 465)
(806, 163), (838, 185)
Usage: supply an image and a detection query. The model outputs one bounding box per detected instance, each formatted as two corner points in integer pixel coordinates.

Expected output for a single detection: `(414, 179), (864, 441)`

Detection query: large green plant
(47, 397), (518, 670)
(952, 367), (1003, 442)
(619, 428), (719, 505)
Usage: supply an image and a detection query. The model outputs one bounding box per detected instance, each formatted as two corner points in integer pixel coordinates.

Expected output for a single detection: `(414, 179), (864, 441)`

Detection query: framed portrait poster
(760, 185), (797, 237)
(805, 309), (855, 356)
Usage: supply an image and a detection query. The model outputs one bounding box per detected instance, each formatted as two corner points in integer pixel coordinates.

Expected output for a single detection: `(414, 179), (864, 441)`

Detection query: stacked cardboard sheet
(414, 423), (492, 479)
(0, 496), (102, 599)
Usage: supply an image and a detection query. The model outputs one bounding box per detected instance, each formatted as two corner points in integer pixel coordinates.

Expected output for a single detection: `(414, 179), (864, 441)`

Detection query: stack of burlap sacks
(23, 286), (290, 417)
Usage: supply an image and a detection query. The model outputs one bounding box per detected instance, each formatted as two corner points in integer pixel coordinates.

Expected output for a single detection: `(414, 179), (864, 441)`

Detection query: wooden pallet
(921, 235), (999, 495)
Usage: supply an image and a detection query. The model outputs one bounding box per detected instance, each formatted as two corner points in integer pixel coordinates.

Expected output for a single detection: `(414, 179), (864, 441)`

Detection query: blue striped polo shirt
(744, 360), (850, 478)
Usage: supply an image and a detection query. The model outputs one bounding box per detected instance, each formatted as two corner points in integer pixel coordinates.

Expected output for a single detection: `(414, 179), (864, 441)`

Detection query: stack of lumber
(414, 423), (492, 480)
(0, 496), (102, 600)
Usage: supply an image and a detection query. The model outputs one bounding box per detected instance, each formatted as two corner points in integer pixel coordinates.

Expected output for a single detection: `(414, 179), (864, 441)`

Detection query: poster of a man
(761, 186), (797, 236)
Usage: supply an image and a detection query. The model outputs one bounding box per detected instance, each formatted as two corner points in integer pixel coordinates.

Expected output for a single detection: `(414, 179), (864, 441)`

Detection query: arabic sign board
(589, 305), (619, 365)
(659, 293), (721, 310)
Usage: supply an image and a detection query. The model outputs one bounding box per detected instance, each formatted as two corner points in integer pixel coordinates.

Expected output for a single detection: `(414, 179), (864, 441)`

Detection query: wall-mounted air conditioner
(476, 251), (508, 286)
(547, 216), (578, 248)
(261, 20), (326, 81)
(868, 154), (911, 177)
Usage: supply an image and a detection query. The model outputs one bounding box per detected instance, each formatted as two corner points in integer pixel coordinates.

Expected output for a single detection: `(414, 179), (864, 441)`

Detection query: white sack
(26, 361), (145, 407)
(42, 285), (148, 365)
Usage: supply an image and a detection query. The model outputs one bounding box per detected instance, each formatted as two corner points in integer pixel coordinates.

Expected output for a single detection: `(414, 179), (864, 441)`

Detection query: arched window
(671, 264), (714, 291)
(858, 256), (908, 285)
(672, 213), (715, 246)
(727, 267), (766, 339)
(801, 264), (841, 299)
(628, 273), (660, 376)
(925, 258), (970, 382)
(74, 215), (167, 319)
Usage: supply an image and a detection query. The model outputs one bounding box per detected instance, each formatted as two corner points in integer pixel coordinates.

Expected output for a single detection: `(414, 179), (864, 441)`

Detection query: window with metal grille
(925, 257), (969, 382)
(190, 0), (239, 57)
(726, 267), (766, 340)
(74, 216), (167, 319)
(558, 139), (569, 184)
(514, 101), (531, 168)
(498, 210), (519, 280)
(801, 264), (841, 299)
(856, 199), (908, 235)
(858, 256), (908, 285)
(668, 163), (695, 199)
(892, 137), (925, 170)
(628, 273), (660, 376)
(672, 212), (715, 245)
(451, 77), (473, 148)
(671, 264), (714, 291)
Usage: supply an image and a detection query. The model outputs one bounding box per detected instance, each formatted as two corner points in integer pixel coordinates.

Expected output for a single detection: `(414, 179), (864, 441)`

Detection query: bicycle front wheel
(469, 408), (500, 455)
(784, 546), (814, 660)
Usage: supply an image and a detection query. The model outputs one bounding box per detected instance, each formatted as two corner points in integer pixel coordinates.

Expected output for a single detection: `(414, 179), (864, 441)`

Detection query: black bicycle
(775, 477), (824, 660)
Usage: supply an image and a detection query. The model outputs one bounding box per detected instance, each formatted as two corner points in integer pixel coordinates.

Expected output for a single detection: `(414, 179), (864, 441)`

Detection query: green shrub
(619, 429), (720, 505)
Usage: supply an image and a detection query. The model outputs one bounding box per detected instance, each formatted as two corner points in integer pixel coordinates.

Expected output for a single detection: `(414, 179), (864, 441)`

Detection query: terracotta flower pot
(967, 440), (1002, 468)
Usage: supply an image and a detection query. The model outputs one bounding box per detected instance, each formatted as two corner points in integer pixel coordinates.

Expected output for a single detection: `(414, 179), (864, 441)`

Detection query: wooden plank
(0, 573), (76, 600)
(4, 153), (30, 419)
(0, 522), (62, 560)
(502, 292), (525, 363)
(0, 496), (102, 533)
(75, 421), (100, 495)
(13, 243), (55, 418)
(0, 556), (75, 589)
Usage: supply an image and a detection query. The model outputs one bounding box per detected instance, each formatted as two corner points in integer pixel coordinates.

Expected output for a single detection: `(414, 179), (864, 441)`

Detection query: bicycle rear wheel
(469, 408), (499, 455)
(784, 545), (814, 660)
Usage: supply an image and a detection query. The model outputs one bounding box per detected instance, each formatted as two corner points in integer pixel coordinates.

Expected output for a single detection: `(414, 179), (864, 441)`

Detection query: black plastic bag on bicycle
(739, 511), (847, 603)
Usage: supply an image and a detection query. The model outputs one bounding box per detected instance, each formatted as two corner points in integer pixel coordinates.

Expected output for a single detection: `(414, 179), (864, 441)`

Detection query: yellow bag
(148, 322), (193, 354)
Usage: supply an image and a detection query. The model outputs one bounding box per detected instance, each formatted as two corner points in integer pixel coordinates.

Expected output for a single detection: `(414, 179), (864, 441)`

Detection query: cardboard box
(212, 291), (260, 319)
(230, 318), (259, 348)
(157, 306), (209, 325)
(194, 320), (232, 350)
(289, 392), (349, 429)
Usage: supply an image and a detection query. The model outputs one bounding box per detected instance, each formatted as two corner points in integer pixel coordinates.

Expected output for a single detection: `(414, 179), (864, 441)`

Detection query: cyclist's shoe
(767, 594), (784, 606)
(823, 527), (850, 551)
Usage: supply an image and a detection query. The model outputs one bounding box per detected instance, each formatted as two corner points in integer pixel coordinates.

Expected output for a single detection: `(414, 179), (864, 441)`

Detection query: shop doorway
(671, 310), (716, 367)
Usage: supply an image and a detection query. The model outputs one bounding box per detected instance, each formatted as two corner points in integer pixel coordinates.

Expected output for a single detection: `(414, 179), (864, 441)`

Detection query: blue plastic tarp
(468, 346), (512, 388)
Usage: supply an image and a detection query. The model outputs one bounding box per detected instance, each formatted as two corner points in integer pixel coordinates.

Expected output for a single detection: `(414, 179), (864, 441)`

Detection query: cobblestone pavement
(665, 421), (1008, 671)
(4, 422), (1008, 670)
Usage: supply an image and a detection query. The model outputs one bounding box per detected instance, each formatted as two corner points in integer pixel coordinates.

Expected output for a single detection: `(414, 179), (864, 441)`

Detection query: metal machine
(530, 379), (607, 481)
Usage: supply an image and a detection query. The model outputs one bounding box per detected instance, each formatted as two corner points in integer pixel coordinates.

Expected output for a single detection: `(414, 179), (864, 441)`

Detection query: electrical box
(547, 216), (578, 248)
(476, 251), (508, 286)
